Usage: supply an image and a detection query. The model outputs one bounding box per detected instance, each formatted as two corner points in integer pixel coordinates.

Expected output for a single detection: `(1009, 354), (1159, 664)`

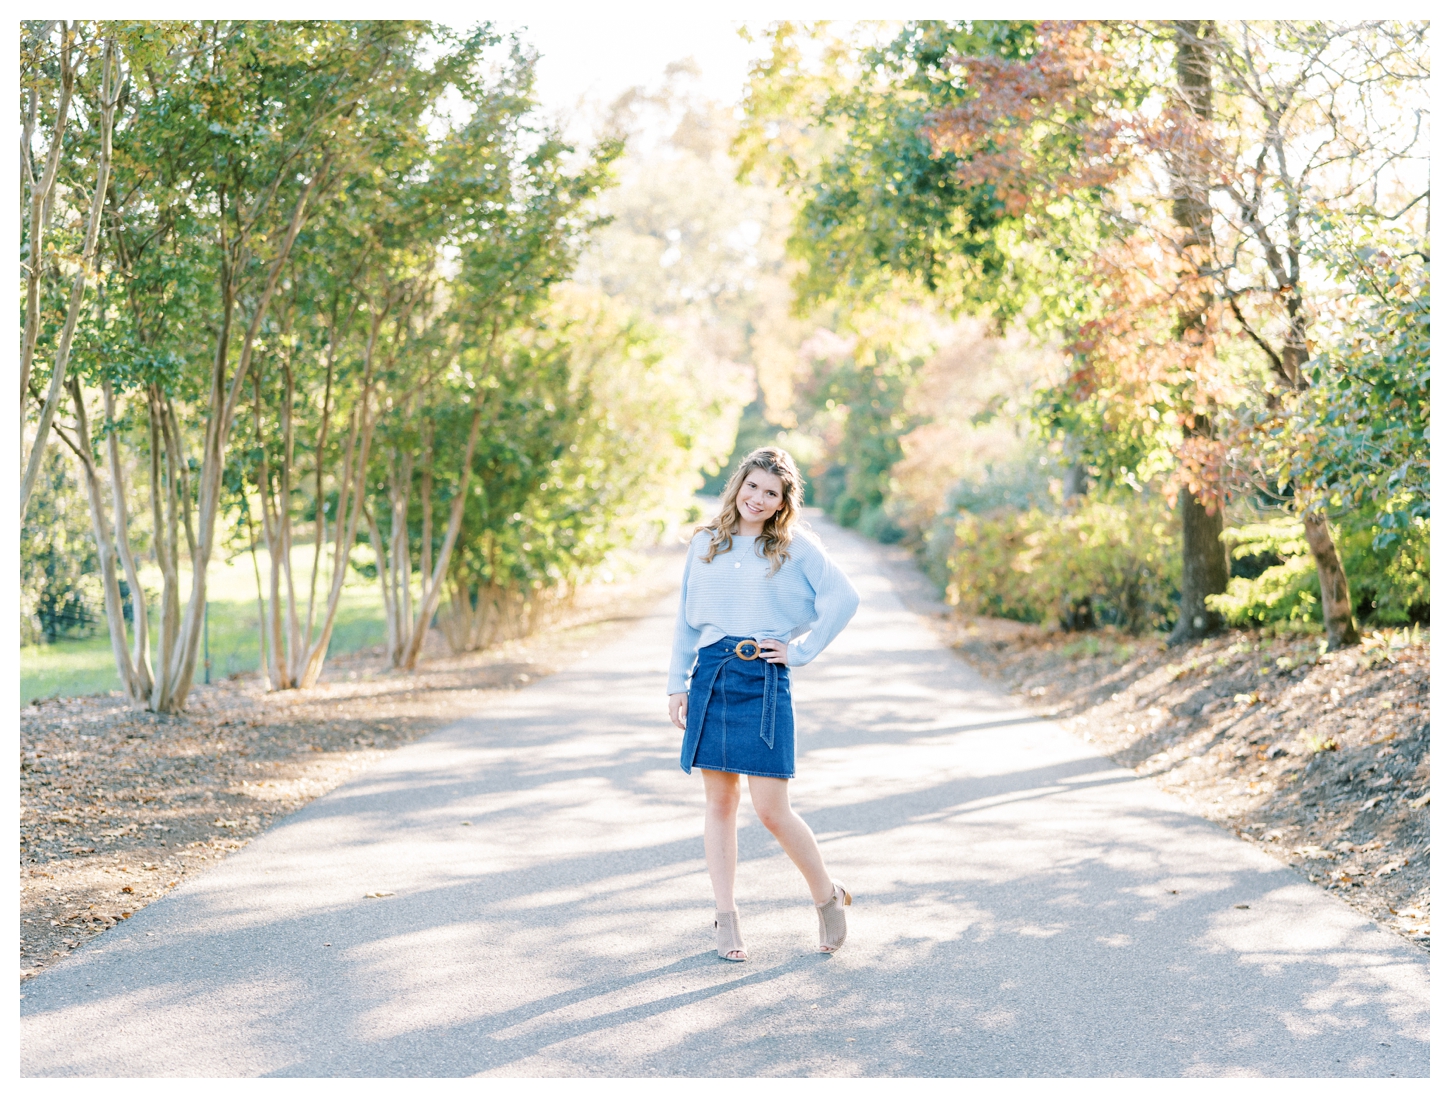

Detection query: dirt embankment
(870, 542), (1430, 950)
(951, 619), (1430, 948)
(19, 544), (686, 981)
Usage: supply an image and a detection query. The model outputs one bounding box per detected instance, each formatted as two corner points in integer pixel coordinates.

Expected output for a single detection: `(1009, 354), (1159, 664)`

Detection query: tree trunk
(20, 22), (74, 456)
(419, 421), (434, 582)
(151, 388), (190, 709)
(102, 378), (153, 698)
(64, 377), (147, 702)
(1302, 512), (1360, 649)
(1166, 21), (1228, 646)
(245, 503), (271, 684)
(399, 400), (484, 671)
(304, 323), (339, 651)
(261, 462), (290, 689)
(368, 505), (399, 659)
(1168, 484), (1228, 645)
(279, 357), (303, 684)
(252, 370), (285, 689)
(21, 35), (115, 521)
(296, 365), (379, 690)
(385, 450), (416, 665)
(1170, 21), (1214, 248)
(156, 162), (322, 712)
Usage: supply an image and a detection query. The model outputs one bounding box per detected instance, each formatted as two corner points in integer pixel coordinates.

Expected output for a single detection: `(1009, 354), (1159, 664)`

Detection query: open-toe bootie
(816, 882), (852, 953)
(715, 910), (747, 961)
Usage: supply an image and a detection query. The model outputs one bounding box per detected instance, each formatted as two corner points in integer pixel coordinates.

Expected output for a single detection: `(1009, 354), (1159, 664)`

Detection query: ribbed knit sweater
(667, 528), (861, 694)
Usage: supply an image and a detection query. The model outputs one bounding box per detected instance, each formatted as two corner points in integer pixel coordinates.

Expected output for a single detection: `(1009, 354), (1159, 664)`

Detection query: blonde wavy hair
(698, 447), (805, 574)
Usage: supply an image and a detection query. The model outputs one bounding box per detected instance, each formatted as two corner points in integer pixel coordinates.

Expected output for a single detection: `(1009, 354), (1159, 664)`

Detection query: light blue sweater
(667, 528), (861, 694)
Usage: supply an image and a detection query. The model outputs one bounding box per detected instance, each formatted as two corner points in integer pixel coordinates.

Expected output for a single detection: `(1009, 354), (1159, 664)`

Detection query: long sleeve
(666, 547), (701, 694)
(785, 537), (860, 668)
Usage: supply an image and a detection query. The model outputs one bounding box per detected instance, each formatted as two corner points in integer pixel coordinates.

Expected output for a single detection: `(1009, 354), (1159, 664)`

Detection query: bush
(1208, 510), (1429, 631)
(1342, 514), (1430, 625)
(21, 449), (102, 645)
(1206, 520), (1320, 630)
(920, 456), (1060, 588)
(945, 494), (1180, 633)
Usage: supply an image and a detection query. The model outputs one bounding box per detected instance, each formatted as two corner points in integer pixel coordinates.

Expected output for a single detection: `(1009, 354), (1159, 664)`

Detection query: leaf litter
(873, 541), (1430, 951)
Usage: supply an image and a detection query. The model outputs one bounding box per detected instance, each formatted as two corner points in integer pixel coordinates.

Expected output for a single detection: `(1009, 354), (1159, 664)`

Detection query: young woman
(668, 447), (860, 961)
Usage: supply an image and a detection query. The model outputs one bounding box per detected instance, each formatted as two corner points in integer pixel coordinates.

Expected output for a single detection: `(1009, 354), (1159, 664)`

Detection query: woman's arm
(666, 541), (702, 694)
(785, 538), (860, 667)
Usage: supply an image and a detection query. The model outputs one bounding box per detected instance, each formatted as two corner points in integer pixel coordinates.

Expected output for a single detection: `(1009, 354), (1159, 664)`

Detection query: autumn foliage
(744, 19), (1428, 642)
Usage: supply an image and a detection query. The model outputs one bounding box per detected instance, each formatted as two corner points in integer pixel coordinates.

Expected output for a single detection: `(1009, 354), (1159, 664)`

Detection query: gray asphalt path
(21, 520), (1429, 1077)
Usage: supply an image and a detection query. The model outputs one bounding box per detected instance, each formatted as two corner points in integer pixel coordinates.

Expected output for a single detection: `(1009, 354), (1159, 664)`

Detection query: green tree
(361, 55), (621, 672)
(44, 22), (474, 709)
(436, 286), (731, 652)
(742, 19), (1429, 652)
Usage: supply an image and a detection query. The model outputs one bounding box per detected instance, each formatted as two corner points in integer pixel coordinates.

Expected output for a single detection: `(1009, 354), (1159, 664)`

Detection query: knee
(705, 790), (740, 819)
(755, 804), (792, 834)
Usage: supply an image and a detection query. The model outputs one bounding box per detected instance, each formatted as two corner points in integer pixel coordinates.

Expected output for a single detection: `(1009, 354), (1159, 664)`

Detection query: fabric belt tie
(732, 638), (780, 750)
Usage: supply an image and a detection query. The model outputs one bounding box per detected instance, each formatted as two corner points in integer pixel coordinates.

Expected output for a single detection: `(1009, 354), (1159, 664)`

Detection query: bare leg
(747, 775), (834, 904)
(701, 769), (741, 917)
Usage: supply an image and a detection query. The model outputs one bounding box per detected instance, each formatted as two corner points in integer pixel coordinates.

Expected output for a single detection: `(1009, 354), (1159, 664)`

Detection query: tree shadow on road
(18, 627), (1431, 1078)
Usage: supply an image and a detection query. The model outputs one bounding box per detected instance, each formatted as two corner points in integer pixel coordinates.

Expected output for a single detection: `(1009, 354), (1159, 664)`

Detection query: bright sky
(494, 16), (765, 143)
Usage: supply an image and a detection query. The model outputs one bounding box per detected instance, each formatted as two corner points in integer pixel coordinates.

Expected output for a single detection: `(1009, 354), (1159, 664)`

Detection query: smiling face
(734, 467), (785, 533)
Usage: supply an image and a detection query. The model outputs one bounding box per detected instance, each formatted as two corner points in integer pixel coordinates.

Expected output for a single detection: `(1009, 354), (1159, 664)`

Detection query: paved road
(21, 520), (1430, 1077)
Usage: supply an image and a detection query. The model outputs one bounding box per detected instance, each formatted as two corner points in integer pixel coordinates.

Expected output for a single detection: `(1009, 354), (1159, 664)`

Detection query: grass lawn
(21, 544), (389, 703)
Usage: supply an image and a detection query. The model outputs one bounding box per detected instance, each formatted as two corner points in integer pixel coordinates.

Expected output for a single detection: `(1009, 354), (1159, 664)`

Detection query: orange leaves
(1065, 231), (1240, 507)
(1073, 237), (1221, 388)
(925, 22), (1132, 213)
(924, 21), (1224, 232)
(1176, 433), (1230, 513)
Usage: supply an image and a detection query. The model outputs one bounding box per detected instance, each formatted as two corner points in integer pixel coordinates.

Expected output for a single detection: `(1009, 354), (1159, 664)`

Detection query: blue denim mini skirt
(680, 636), (795, 779)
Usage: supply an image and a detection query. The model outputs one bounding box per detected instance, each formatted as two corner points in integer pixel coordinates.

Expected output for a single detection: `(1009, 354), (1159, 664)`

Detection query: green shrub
(921, 457), (1058, 588)
(1206, 510), (1429, 630)
(21, 449), (103, 645)
(1340, 514), (1429, 625)
(944, 494), (1180, 633)
(1207, 519), (1321, 631)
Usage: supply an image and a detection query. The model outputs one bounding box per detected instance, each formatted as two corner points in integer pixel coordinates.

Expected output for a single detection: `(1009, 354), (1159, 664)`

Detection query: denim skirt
(679, 636), (795, 779)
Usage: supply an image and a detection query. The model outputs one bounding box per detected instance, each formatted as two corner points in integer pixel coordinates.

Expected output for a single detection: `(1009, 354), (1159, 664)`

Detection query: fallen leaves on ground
(945, 616), (1430, 950)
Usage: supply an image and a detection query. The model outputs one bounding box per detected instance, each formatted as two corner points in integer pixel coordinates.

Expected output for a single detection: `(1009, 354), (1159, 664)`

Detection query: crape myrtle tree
(236, 31), (619, 682)
(24, 20), (619, 711)
(20, 23), (118, 519)
(358, 65), (622, 673)
(19, 23), (87, 513)
(55, 21), (446, 711)
(216, 25), (494, 692)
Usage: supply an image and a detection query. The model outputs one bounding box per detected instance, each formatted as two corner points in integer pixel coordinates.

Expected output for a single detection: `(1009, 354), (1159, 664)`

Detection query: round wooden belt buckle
(734, 639), (761, 661)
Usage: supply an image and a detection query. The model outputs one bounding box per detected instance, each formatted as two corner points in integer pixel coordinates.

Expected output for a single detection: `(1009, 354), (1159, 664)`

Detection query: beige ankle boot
(816, 882), (851, 953)
(715, 910), (747, 961)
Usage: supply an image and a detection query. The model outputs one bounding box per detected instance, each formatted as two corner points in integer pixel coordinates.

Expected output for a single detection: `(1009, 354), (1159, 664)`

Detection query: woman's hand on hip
(668, 692), (688, 730)
(758, 639), (789, 665)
